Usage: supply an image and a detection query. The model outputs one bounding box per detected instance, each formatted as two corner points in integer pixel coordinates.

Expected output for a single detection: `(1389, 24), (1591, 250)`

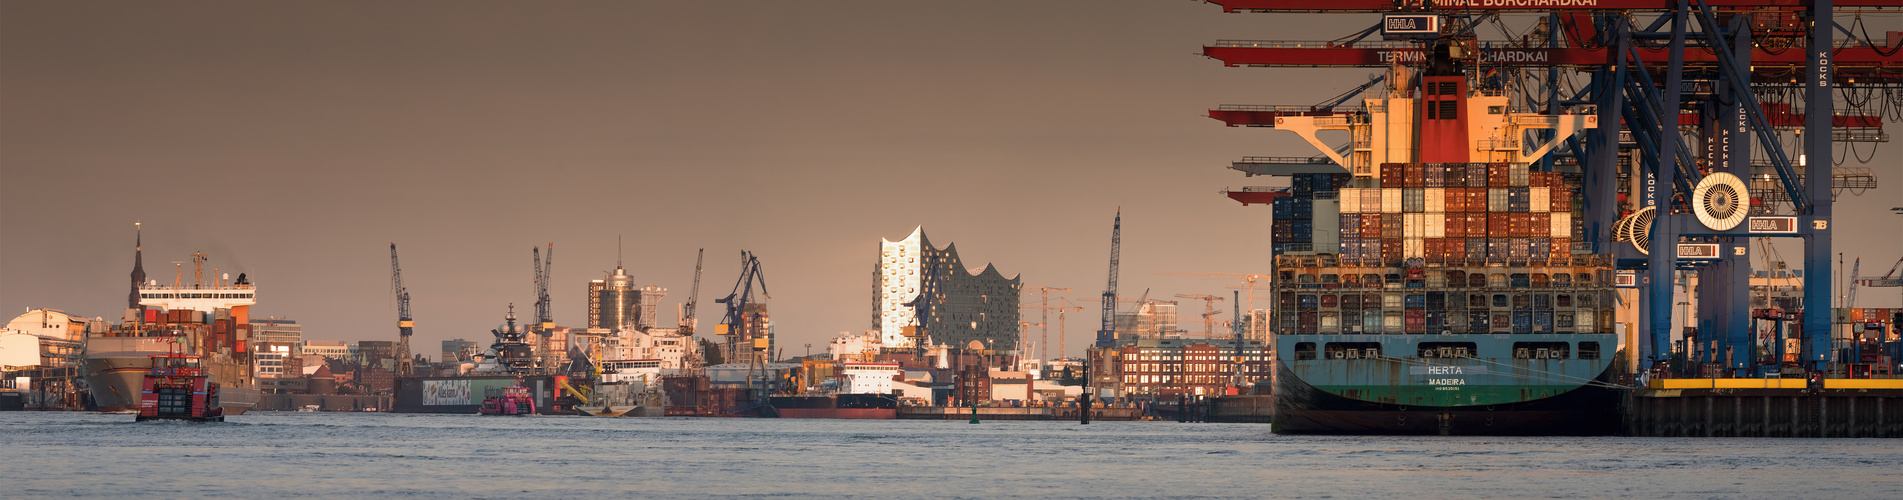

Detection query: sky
(4, 1), (1899, 361)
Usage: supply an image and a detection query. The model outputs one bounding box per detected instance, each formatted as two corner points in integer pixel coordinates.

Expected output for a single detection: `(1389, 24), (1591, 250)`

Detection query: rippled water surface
(5, 412), (1899, 498)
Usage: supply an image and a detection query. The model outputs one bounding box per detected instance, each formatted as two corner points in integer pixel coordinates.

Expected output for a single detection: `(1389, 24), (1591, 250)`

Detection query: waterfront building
(875, 227), (1021, 352)
(251, 318), (302, 354)
(1115, 338), (1271, 399)
(827, 331), (882, 362)
(300, 340), (353, 361)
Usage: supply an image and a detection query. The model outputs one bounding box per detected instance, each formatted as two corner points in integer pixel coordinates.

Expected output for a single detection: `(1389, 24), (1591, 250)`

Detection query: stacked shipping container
(1276, 163), (1613, 335)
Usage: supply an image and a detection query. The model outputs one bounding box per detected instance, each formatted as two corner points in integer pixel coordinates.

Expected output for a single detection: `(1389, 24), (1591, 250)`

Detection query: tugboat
(135, 336), (225, 422)
(477, 386), (535, 416)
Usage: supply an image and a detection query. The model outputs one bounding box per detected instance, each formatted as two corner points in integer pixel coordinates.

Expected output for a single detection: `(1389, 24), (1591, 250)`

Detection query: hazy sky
(5, 1), (1899, 360)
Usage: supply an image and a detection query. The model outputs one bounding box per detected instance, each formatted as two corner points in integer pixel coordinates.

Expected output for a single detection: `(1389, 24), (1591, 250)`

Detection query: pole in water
(1080, 393), (1091, 425)
(969, 402), (980, 424)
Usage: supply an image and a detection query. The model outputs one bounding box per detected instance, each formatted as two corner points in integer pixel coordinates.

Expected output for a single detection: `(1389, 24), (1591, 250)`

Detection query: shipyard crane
(1846, 256), (1861, 310)
(1858, 255), (1903, 309)
(1097, 210), (1122, 348)
(532, 243), (554, 334)
(715, 251), (770, 364)
(1174, 294), (1226, 336)
(680, 248), (704, 335)
(390, 243), (414, 377)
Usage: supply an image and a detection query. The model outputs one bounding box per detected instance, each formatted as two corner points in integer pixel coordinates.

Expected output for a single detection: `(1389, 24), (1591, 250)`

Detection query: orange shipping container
(1466, 189), (1488, 213)
(1488, 213), (1512, 238)
(1405, 163), (1426, 187)
(1529, 213), (1551, 238)
(1443, 187), (1466, 212)
(1551, 238), (1572, 260)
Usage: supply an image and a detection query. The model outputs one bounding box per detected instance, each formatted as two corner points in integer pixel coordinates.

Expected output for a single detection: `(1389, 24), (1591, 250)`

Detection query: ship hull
(86, 349), (259, 414)
(1273, 363), (1622, 435)
(776, 408), (898, 419)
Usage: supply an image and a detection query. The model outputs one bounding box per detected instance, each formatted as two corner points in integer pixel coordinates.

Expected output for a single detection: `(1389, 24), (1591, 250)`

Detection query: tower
(128, 221), (146, 310)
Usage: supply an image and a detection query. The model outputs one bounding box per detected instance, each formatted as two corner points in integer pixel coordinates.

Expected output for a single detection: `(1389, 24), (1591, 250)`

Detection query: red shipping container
(1381, 163), (1406, 188)
(1551, 237), (1572, 261)
(1361, 216), (1382, 238)
(1529, 171), (1550, 188)
(1381, 238), (1403, 265)
(1551, 191), (1572, 212)
(1405, 309), (1427, 332)
(1488, 163), (1511, 188)
(1443, 187), (1466, 212)
(1529, 213), (1551, 238)
(1465, 189), (1488, 212)
(1494, 213), (1514, 237)
(1424, 238), (1443, 264)
(1404, 163), (1426, 188)
(144, 309), (158, 323)
(1444, 213), (1466, 238)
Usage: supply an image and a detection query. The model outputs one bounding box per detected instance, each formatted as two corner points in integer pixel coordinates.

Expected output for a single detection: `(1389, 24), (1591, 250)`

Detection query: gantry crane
(1174, 294), (1227, 336)
(1199, 0), (1898, 373)
(390, 243), (414, 377)
(532, 243), (554, 333)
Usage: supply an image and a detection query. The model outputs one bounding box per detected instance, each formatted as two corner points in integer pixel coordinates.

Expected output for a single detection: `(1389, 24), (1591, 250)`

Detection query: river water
(4, 412), (1899, 498)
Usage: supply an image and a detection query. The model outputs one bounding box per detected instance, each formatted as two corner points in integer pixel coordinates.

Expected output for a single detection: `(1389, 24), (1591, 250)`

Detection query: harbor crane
(1174, 294), (1226, 336)
(532, 243), (554, 334)
(390, 243), (414, 377)
(680, 248), (704, 335)
(715, 251), (770, 364)
(1097, 210), (1122, 349)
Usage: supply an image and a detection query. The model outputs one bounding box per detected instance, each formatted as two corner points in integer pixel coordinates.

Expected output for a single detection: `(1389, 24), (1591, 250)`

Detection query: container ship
(1237, 46), (1621, 435)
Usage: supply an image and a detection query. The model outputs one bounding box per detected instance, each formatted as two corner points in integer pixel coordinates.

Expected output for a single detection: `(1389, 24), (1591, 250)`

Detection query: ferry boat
(135, 348), (224, 422)
(477, 386), (535, 416)
(1231, 43), (1621, 435)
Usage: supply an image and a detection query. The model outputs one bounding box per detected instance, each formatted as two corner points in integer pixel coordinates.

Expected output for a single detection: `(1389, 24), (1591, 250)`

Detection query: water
(5, 412), (1899, 499)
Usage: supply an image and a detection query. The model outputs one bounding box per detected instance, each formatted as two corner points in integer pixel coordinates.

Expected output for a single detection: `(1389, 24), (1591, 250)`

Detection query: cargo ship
(1234, 44), (1622, 435)
(767, 393), (899, 419)
(86, 226), (261, 414)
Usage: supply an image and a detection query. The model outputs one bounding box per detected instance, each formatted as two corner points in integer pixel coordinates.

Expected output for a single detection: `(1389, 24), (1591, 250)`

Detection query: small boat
(477, 386), (535, 415)
(298, 405), (319, 412)
(135, 352), (225, 422)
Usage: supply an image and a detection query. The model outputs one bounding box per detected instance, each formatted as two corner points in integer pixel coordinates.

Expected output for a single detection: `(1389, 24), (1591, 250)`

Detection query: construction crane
(1174, 294), (1226, 336)
(390, 243), (414, 377)
(1159, 272), (1271, 337)
(1022, 287), (1072, 363)
(1053, 298), (1086, 361)
(680, 248), (704, 335)
(715, 251), (770, 364)
(1096, 210), (1121, 349)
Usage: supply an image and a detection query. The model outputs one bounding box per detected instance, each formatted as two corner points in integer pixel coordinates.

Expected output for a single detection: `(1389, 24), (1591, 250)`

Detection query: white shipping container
(1489, 188), (1509, 212)
(1382, 188), (1403, 213)
(1508, 163), (1530, 187)
(1339, 188), (1361, 213)
(1363, 189), (1383, 213)
(1403, 213), (1425, 238)
(1424, 188), (1445, 213)
(1550, 212), (1571, 238)
(1424, 214), (1445, 238)
(1404, 237), (1425, 258)
(1529, 187), (1550, 213)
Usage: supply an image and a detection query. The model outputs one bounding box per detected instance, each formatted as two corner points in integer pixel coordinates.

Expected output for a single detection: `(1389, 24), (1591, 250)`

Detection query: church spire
(128, 221), (146, 309)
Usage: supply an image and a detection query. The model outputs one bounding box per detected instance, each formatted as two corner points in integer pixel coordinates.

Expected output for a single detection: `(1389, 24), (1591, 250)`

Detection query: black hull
(1272, 365), (1623, 436)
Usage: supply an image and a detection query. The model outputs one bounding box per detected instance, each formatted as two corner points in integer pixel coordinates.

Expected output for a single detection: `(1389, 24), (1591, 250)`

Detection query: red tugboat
(477, 386), (535, 416)
(136, 351), (225, 422)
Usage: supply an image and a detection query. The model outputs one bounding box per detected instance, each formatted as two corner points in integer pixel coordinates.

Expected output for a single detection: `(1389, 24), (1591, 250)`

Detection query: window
(1294, 342), (1317, 361)
(1325, 342), (1382, 360)
(1512, 342), (1570, 359)
(1578, 342), (1601, 360)
(1438, 100), (1458, 120)
(1419, 342), (1477, 358)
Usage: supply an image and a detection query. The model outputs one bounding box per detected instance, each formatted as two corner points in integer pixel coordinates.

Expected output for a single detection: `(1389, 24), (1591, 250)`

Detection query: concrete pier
(1624, 379), (1903, 437)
